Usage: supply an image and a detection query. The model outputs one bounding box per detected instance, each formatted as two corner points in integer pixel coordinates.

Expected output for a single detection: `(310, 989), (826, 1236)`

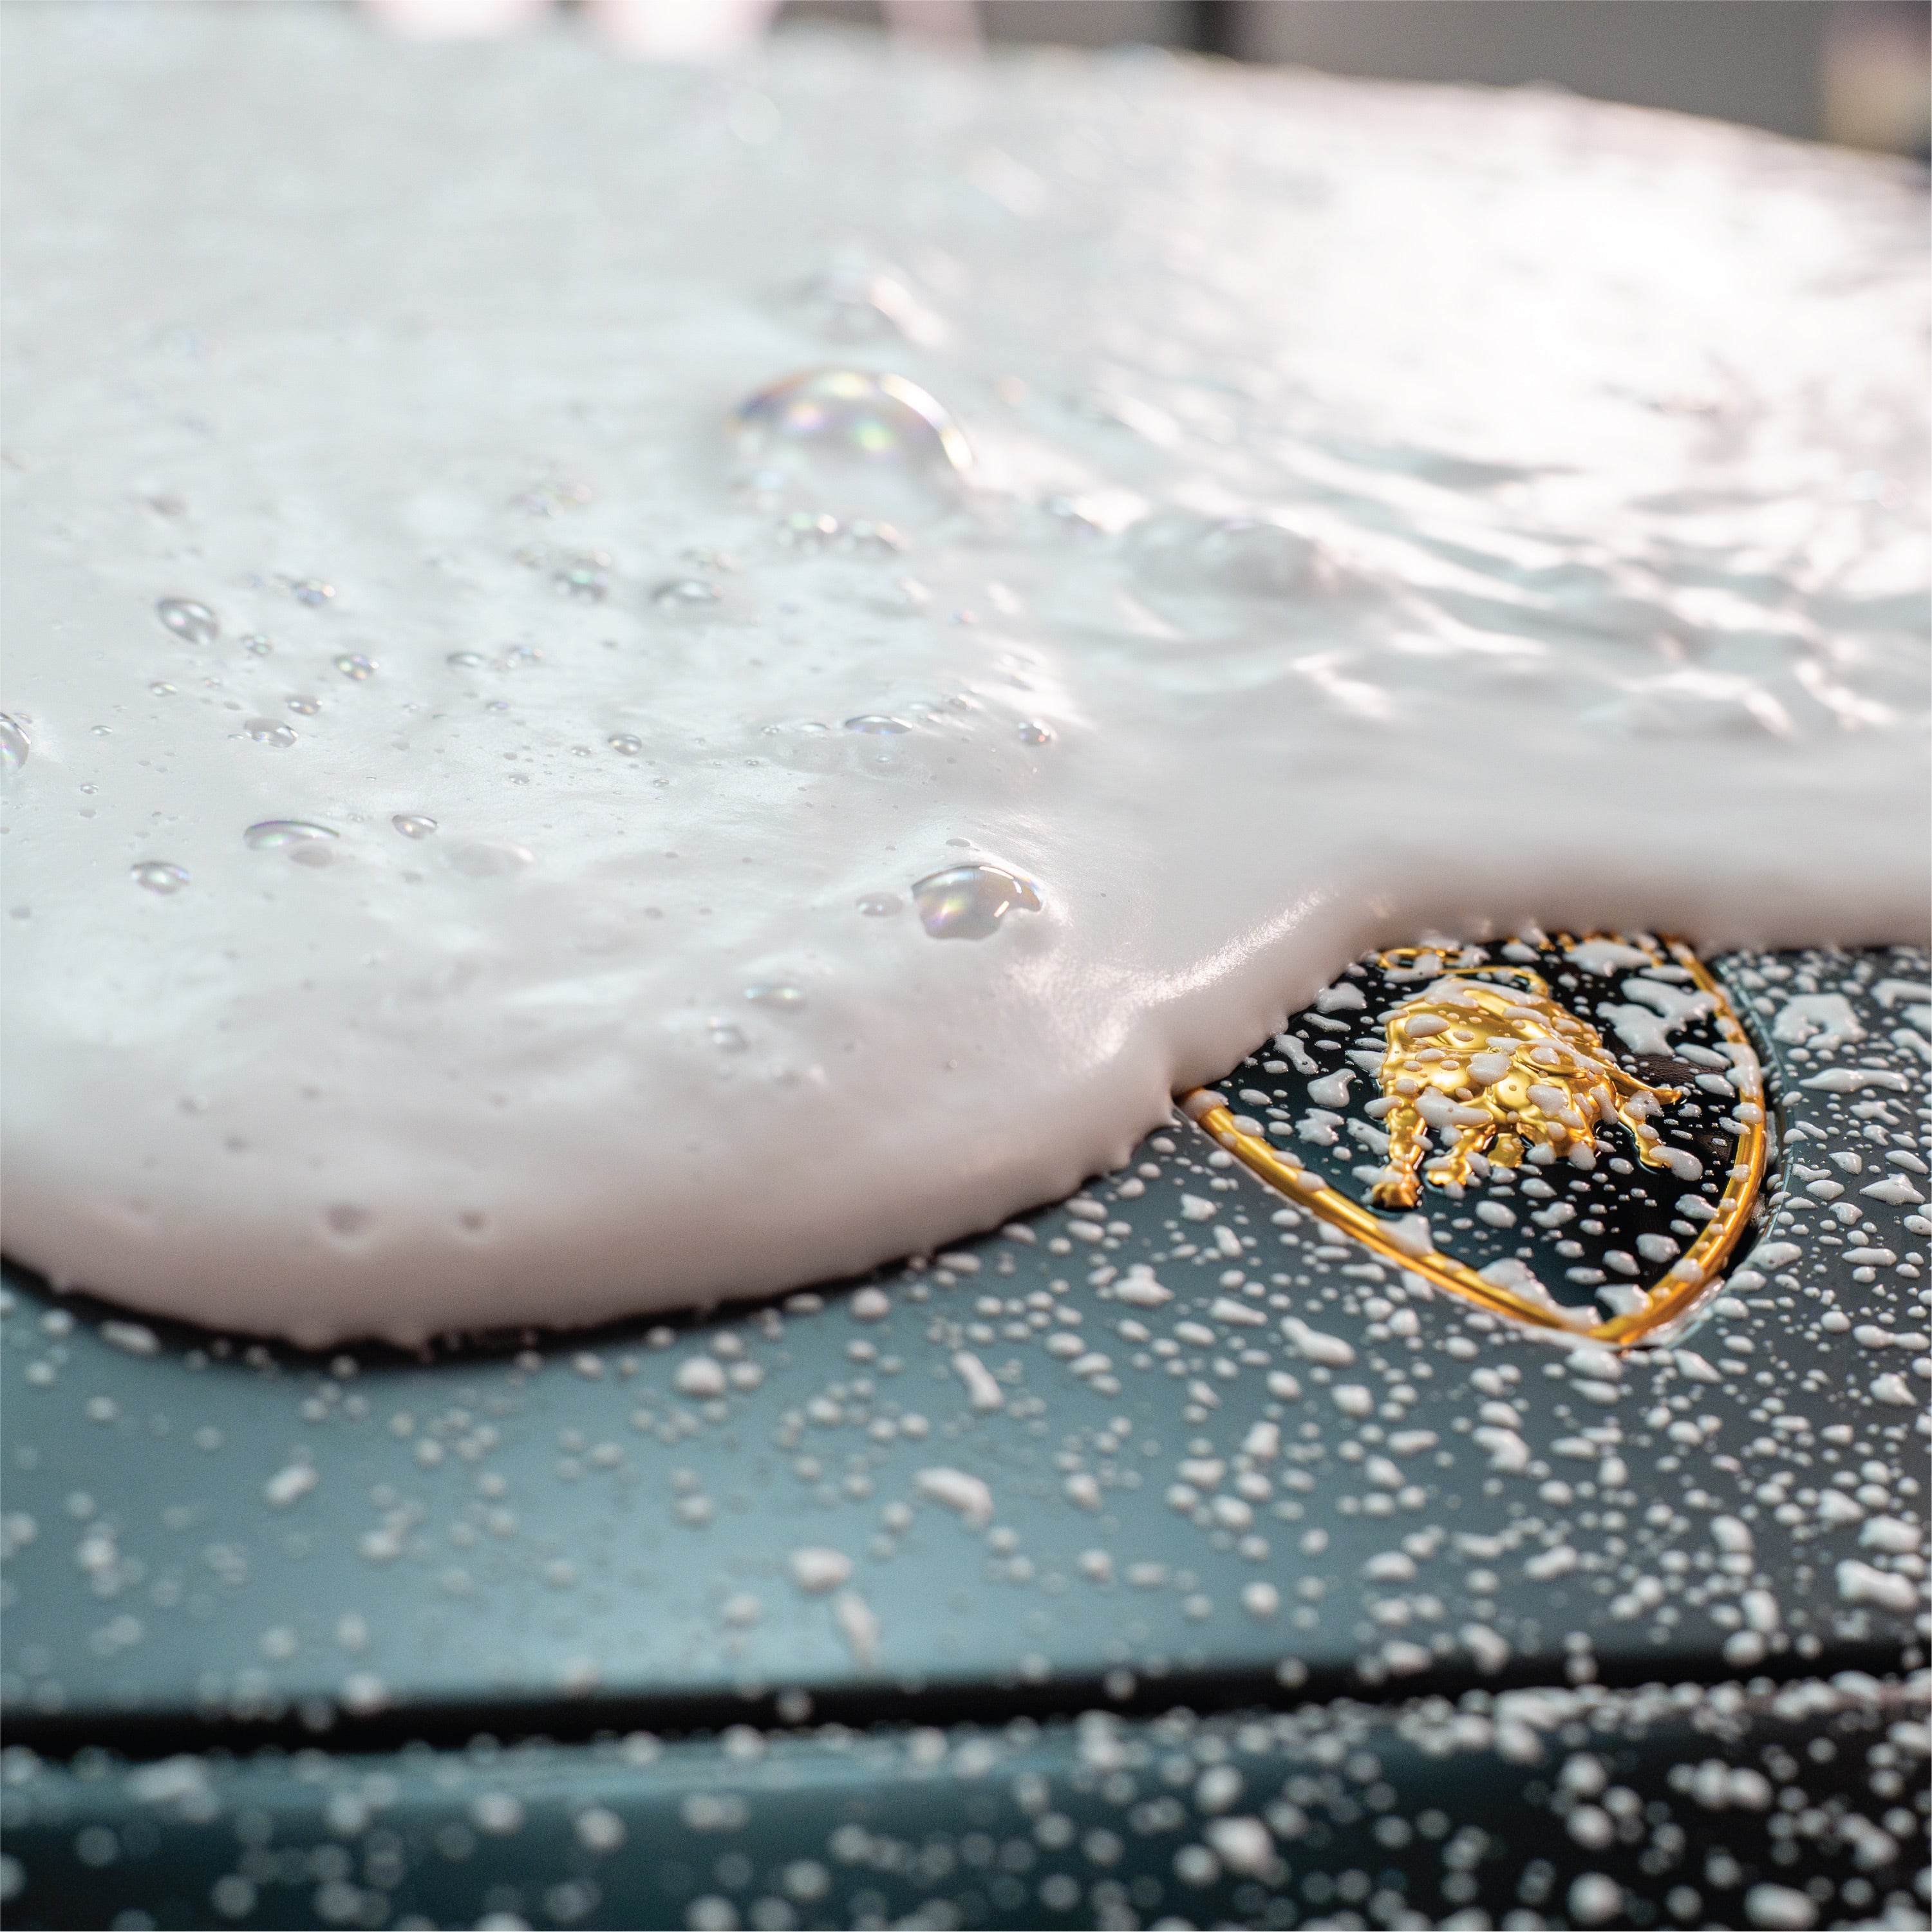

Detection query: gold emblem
(1182, 937), (1767, 1349)
(1368, 962), (1683, 1207)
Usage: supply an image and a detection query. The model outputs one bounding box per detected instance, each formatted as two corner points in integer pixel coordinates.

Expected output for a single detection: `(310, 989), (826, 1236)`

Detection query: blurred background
(361, 0), (1931, 160)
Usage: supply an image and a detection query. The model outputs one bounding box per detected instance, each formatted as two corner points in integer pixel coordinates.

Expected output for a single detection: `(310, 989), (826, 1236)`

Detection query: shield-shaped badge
(1183, 933), (1767, 1346)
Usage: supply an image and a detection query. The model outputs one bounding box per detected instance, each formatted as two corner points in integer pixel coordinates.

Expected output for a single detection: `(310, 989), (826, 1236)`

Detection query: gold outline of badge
(1181, 937), (1767, 1350)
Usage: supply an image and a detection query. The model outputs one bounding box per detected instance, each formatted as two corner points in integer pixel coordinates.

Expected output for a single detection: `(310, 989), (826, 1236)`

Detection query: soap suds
(0, 14), (1925, 1342)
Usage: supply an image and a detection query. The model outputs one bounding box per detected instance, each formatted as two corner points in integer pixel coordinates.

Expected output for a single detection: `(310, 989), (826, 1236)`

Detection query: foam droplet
(391, 814), (438, 839)
(912, 864), (1042, 941)
(733, 368), (971, 517)
(0, 715), (28, 774)
(131, 861), (189, 895)
(155, 597), (219, 646)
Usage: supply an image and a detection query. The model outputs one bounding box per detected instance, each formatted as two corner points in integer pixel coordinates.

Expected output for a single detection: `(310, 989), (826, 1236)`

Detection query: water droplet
(244, 820), (339, 865)
(391, 814), (438, 839)
(856, 892), (903, 917)
(286, 695), (322, 716)
(912, 863), (1042, 941)
(243, 717), (297, 747)
(650, 577), (720, 608)
(448, 842), (534, 879)
(608, 733), (644, 756)
(778, 511), (842, 550)
(290, 579), (335, 607)
(0, 715), (29, 774)
(744, 984), (806, 1011)
(844, 715), (908, 735)
(708, 1019), (749, 1052)
(733, 369), (971, 517)
(131, 861), (189, 895)
(1017, 720), (1053, 745)
(446, 652), (485, 669)
(334, 653), (376, 681)
(242, 634), (273, 657)
(156, 597), (219, 646)
(554, 554), (610, 602)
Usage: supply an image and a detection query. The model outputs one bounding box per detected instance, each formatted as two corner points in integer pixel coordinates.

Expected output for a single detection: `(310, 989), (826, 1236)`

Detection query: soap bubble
(334, 653), (376, 681)
(243, 718), (297, 747)
(608, 734), (643, 756)
(1017, 720), (1054, 746)
(911, 864), (1042, 941)
(843, 715), (908, 735)
(650, 578), (720, 609)
(733, 369), (971, 519)
(156, 597), (218, 646)
(0, 715), (28, 774)
(744, 984), (807, 1010)
(131, 861), (189, 895)
(855, 892), (902, 917)
(391, 814), (438, 839)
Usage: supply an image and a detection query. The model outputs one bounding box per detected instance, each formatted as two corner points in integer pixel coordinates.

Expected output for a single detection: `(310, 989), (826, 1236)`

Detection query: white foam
(1, 14), (1926, 1341)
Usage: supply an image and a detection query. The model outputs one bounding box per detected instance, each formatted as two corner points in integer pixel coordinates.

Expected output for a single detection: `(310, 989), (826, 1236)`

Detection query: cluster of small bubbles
(732, 369), (971, 516)
(607, 733), (644, 756)
(708, 1019), (749, 1052)
(553, 552), (610, 602)
(447, 842), (534, 879)
(244, 820), (339, 867)
(446, 651), (485, 670)
(744, 984), (806, 1011)
(391, 814), (438, 839)
(243, 717), (297, 747)
(844, 715), (908, 735)
(289, 579), (335, 607)
(333, 653), (376, 681)
(286, 695), (322, 717)
(0, 715), (30, 774)
(155, 597), (219, 646)
(131, 861), (189, 895)
(650, 577), (720, 608)
(856, 891), (902, 917)
(241, 634), (273, 656)
(911, 863), (1043, 941)
(1017, 720), (1054, 745)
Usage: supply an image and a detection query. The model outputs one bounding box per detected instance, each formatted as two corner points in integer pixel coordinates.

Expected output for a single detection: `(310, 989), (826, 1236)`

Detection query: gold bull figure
(1369, 965), (1683, 1210)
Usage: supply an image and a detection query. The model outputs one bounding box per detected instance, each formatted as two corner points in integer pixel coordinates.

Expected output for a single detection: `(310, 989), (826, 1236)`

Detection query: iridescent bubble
(156, 597), (219, 646)
(608, 733), (644, 756)
(650, 578), (720, 608)
(1017, 720), (1054, 745)
(245, 820), (339, 867)
(286, 695), (321, 716)
(844, 715), (908, 735)
(733, 369), (971, 518)
(131, 861), (189, 895)
(856, 892), (903, 917)
(242, 635), (274, 657)
(0, 714), (28, 774)
(448, 842), (534, 879)
(334, 653), (376, 681)
(708, 1020), (749, 1052)
(243, 718), (297, 747)
(391, 814), (438, 839)
(744, 984), (807, 1011)
(912, 864), (1042, 941)
(290, 579), (335, 607)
